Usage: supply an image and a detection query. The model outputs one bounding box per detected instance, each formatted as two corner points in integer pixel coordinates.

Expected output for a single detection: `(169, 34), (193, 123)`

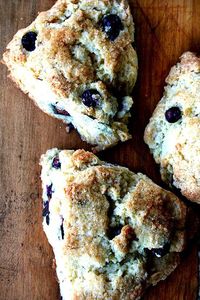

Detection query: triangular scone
(3, 0), (138, 151)
(144, 52), (200, 204)
(40, 148), (187, 300)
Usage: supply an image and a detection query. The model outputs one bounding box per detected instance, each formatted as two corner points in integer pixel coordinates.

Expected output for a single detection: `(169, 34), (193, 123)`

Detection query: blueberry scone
(3, 0), (138, 151)
(144, 52), (200, 204)
(40, 148), (187, 300)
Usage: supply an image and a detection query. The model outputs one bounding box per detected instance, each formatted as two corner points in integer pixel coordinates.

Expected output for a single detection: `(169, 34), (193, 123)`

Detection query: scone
(40, 148), (187, 300)
(144, 51), (200, 204)
(3, 0), (138, 151)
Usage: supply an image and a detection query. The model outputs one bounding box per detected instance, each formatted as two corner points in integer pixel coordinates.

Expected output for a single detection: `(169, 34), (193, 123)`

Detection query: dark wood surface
(0, 1), (199, 299)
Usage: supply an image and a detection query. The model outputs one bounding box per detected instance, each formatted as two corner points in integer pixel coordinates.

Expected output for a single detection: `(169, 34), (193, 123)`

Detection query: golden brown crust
(3, 0), (138, 150)
(144, 51), (200, 203)
(40, 148), (187, 299)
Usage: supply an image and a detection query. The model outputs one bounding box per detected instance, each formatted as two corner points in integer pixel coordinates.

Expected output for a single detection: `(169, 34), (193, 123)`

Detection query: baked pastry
(3, 0), (138, 151)
(144, 51), (200, 204)
(40, 148), (187, 300)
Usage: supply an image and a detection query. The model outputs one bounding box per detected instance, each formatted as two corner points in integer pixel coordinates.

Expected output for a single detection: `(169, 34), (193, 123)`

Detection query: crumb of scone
(3, 0), (138, 151)
(144, 51), (200, 204)
(40, 148), (187, 300)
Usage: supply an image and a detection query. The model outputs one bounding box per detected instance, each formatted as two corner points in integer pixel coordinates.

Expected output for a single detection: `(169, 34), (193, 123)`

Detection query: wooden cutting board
(0, 0), (199, 299)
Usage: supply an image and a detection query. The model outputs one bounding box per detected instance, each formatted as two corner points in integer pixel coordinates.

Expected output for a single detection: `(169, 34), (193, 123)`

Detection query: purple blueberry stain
(42, 201), (50, 226)
(60, 216), (64, 240)
(46, 214), (50, 226)
(43, 184), (54, 226)
(52, 156), (61, 169)
(52, 104), (70, 116)
(42, 201), (49, 217)
(46, 184), (53, 199)
(60, 224), (64, 240)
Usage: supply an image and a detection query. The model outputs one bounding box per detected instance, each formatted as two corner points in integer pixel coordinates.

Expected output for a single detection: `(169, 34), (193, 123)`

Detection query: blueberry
(22, 31), (37, 52)
(165, 107), (182, 123)
(52, 156), (61, 169)
(52, 105), (70, 116)
(151, 242), (170, 258)
(81, 89), (100, 108)
(101, 14), (124, 41)
(107, 225), (122, 239)
(46, 184), (53, 199)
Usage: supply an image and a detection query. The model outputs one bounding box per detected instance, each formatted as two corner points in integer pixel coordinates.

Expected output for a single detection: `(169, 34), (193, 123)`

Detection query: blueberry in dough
(21, 32), (37, 51)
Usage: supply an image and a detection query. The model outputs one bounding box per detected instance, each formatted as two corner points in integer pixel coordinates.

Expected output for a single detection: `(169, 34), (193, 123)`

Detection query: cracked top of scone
(40, 148), (186, 300)
(3, 0), (138, 151)
(144, 52), (200, 204)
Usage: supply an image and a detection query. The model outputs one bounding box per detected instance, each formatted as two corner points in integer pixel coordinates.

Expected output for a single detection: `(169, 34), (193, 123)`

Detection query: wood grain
(0, 1), (199, 299)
